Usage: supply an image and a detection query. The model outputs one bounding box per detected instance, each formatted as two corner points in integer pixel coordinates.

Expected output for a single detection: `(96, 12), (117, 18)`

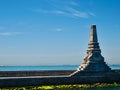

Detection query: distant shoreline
(0, 64), (120, 66)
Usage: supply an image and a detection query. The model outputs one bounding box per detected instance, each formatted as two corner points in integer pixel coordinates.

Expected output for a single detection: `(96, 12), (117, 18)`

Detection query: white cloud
(33, 9), (49, 13)
(34, 8), (89, 18)
(33, 9), (66, 15)
(89, 12), (96, 16)
(66, 7), (89, 18)
(52, 10), (66, 14)
(69, 1), (79, 6)
(73, 13), (88, 18)
(55, 28), (63, 32)
(0, 32), (12, 36)
(0, 32), (22, 36)
(33, 1), (95, 19)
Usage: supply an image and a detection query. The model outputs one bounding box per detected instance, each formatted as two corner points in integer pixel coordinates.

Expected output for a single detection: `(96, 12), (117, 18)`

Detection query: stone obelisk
(77, 25), (111, 72)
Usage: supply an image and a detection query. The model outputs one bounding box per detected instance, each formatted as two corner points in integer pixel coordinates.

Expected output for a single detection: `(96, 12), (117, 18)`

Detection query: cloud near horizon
(0, 32), (23, 36)
(55, 28), (63, 32)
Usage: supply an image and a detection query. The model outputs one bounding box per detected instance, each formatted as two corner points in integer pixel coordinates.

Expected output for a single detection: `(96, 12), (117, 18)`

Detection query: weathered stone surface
(0, 70), (75, 77)
(0, 70), (120, 87)
(76, 25), (111, 72)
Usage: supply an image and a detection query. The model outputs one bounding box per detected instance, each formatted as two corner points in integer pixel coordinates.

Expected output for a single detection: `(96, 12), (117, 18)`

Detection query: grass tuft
(0, 83), (120, 90)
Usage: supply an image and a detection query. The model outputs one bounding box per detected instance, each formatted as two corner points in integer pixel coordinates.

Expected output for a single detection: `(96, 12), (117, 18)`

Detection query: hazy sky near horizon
(0, 0), (120, 65)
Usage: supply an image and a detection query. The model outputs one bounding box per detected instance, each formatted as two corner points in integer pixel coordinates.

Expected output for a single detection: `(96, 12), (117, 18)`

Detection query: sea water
(0, 65), (120, 71)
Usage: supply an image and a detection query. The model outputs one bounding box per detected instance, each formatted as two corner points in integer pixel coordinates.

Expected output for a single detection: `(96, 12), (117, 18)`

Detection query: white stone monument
(77, 25), (111, 72)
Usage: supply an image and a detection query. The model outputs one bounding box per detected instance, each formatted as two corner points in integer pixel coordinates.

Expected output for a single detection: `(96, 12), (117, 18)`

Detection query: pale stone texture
(77, 25), (111, 72)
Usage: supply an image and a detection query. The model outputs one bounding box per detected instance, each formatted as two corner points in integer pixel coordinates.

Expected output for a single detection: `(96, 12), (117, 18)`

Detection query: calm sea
(0, 65), (120, 71)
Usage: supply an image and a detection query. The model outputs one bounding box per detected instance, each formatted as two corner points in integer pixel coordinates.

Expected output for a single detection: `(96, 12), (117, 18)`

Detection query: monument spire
(77, 24), (111, 72)
(87, 25), (101, 54)
(90, 24), (98, 42)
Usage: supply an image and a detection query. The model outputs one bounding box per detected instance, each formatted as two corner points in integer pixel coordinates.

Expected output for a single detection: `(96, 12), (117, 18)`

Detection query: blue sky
(0, 0), (120, 65)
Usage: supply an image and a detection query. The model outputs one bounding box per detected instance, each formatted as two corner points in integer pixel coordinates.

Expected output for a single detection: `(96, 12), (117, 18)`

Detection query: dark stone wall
(0, 76), (108, 87)
(0, 70), (120, 87)
(0, 70), (75, 77)
(113, 69), (120, 74)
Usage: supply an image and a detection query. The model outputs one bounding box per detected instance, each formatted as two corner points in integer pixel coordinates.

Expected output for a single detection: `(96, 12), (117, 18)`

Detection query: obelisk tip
(91, 24), (96, 29)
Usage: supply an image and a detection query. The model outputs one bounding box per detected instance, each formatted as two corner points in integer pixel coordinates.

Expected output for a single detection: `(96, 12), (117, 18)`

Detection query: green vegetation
(0, 83), (120, 90)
